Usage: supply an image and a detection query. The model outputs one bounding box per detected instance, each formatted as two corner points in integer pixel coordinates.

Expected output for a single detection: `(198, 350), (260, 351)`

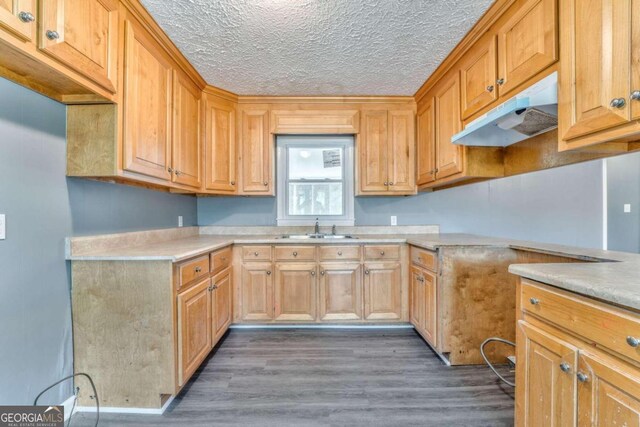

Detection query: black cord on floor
(33, 372), (99, 427)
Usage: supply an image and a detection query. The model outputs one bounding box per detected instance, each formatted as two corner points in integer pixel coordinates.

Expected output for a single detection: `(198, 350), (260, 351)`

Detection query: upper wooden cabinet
(496, 0), (558, 97)
(240, 108), (273, 195)
(0, 0), (36, 41)
(172, 70), (202, 188)
(433, 73), (463, 180)
(559, 0), (640, 150)
(358, 108), (416, 195)
(39, 0), (119, 93)
(204, 95), (237, 193)
(416, 99), (436, 186)
(122, 17), (173, 181)
(270, 109), (359, 134)
(460, 34), (498, 120)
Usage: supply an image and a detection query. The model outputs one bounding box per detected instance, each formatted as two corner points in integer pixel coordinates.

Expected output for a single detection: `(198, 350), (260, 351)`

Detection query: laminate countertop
(66, 230), (640, 312)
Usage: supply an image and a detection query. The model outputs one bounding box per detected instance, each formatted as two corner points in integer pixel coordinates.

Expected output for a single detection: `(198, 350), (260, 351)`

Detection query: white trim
(62, 394), (76, 421)
(602, 159), (608, 250)
(76, 394), (175, 415)
(230, 324), (414, 329)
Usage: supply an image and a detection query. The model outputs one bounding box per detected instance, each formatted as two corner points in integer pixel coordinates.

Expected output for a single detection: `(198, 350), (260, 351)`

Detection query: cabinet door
(434, 74), (463, 180)
(497, 0), (558, 97)
(177, 278), (211, 386)
(387, 110), (415, 193)
(241, 263), (273, 321)
(559, 0), (631, 141)
(578, 349), (640, 426)
(516, 321), (577, 427)
(122, 18), (172, 181)
(633, 0), (640, 121)
(363, 262), (401, 320)
(422, 269), (437, 347)
(241, 109), (272, 194)
(409, 266), (425, 333)
(359, 110), (389, 193)
(40, 0), (118, 92)
(416, 98), (436, 185)
(204, 100), (236, 192)
(460, 34), (498, 119)
(172, 71), (202, 188)
(0, 0), (36, 41)
(319, 263), (362, 321)
(212, 269), (232, 344)
(274, 263), (317, 321)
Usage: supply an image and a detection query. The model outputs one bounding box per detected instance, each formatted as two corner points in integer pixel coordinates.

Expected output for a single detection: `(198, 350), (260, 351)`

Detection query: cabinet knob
(486, 85), (494, 93)
(320, 270), (325, 275)
(364, 269), (370, 275)
(208, 285), (213, 291)
(230, 181), (235, 185)
(292, 251), (298, 257)
(168, 167), (174, 173)
(263, 182), (268, 186)
(496, 78), (505, 86)
(389, 182), (394, 186)
(310, 270), (315, 276)
(46, 30), (60, 40)
(194, 266), (202, 273)
(631, 91), (640, 101)
(417, 276), (425, 283)
(559, 362), (571, 373)
(175, 170), (182, 176)
(627, 336), (640, 348)
(337, 251), (343, 256)
(610, 98), (626, 109)
(576, 372), (589, 383)
(529, 297), (540, 305)
(254, 252), (259, 256)
(384, 182), (389, 186)
(212, 284), (218, 290)
(18, 11), (35, 23)
(266, 271), (271, 275)
(380, 251), (385, 256)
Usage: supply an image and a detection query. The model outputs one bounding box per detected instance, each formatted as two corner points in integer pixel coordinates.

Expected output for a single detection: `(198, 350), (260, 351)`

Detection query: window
(276, 135), (354, 226)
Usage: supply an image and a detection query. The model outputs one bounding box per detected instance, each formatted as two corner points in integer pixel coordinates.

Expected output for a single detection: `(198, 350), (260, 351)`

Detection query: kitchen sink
(279, 234), (357, 240)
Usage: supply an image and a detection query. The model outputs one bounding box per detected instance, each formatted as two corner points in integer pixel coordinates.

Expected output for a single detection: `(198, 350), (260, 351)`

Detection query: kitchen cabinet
(204, 94), (237, 193)
(172, 70), (202, 188)
(39, 0), (119, 93)
(460, 34), (498, 120)
(0, 0), (36, 42)
(358, 108), (416, 195)
(416, 98), (436, 185)
(274, 263), (317, 321)
(240, 263), (274, 321)
(318, 263), (362, 321)
(559, 0), (640, 150)
(433, 72), (463, 180)
(211, 268), (232, 343)
(177, 277), (212, 386)
(409, 247), (437, 347)
(240, 108), (273, 195)
(409, 266), (425, 333)
(363, 262), (401, 320)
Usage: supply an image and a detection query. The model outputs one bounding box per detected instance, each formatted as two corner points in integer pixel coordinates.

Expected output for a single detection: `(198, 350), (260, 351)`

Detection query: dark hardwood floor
(72, 328), (515, 426)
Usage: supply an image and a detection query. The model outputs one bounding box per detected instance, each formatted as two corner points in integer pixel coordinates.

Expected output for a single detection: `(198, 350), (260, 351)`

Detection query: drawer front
(411, 246), (437, 272)
(364, 245), (400, 261)
(242, 246), (272, 261)
(319, 245), (362, 261)
(522, 280), (640, 364)
(178, 255), (210, 289)
(274, 245), (316, 261)
(210, 247), (232, 275)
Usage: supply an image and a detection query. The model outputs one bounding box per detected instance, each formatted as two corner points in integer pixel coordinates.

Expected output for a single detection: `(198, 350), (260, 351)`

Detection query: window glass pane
(288, 183), (343, 216)
(288, 147), (343, 180)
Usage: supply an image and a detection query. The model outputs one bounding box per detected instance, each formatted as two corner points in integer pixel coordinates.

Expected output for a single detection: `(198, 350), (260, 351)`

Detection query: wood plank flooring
(72, 328), (515, 426)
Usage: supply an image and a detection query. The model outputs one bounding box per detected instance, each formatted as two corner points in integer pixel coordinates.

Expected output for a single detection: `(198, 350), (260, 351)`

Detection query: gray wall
(0, 77), (197, 406)
(607, 152), (640, 253)
(199, 159), (605, 249)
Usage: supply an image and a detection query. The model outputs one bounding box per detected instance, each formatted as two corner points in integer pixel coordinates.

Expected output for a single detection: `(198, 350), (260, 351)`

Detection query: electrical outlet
(390, 215), (397, 226)
(624, 204), (632, 213)
(0, 214), (5, 240)
(178, 216), (183, 227)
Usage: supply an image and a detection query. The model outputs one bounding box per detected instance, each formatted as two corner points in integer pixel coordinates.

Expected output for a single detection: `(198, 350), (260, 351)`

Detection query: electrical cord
(480, 337), (516, 387)
(33, 372), (99, 427)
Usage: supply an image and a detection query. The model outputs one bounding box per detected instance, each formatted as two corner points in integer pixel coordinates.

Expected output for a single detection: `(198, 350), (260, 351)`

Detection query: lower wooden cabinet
(274, 263), (317, 321)
(410, 265), (437, 346)
(177, 277), (212, 386)
(363, 262), (401, 320)
(212, 268), (232, 343)
(319, 263), (362, 321)
(241, 262), (274, 321)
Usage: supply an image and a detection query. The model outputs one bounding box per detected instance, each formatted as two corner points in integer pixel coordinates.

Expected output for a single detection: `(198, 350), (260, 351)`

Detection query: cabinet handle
(364, 269), (370, 275)
(389, 182), (394, 186)
(266, 271), (271, 275)
(610, 98), (626, 109)
(168, 167), (174, 173)
(194, 266), (202, 273)
(486, 85), (494, 93)
(18, 11), (35, 23)
(310, 270), (315, 276)
(577, 372), (589, 383)
(384, 182), (389, 186)
(254, 252), (259, 256)
(631, 91), (640, 101)
(496, 78), (505, 86)
(230, 181), (235, 185)
(337, 251), (343, 256)
(627, 336), (640, 348)
(380, 251), (385, 256)
(529, 297), (540, 305)
(175, 170), (182, 176)
(320, 270), (325, 276)
(46, 30), (60, 40)
(212, 284), (218, 290)
(417, 276), (425, 283)
(559, 362), (571, 373)
(434, 168), (439, 174)
(292, 251), (298, 257)
(263, 182), (268, 186)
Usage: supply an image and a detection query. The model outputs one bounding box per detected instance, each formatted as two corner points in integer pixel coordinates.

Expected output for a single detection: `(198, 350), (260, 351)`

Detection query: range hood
(452, 72), (558, 147)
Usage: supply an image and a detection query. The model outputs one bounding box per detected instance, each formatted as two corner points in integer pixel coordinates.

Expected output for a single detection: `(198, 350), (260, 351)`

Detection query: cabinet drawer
(275, 246), (316, 261)
(411, 246), (437, 272)
(522, 280), (640, 364)
(210, 247), (232, 275)
(177, 256), (210, 289)
(319, 245), (361, 261)
(242, 246), (272, 261)
(364, 245), (400, 260)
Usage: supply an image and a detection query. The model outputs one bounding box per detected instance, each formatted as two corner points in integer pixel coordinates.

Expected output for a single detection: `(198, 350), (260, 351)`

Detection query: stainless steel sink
(279, 234), (357, 240)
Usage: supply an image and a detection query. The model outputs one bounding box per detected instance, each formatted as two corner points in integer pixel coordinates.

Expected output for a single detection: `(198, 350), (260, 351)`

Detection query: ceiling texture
(140, 0), (494, 96)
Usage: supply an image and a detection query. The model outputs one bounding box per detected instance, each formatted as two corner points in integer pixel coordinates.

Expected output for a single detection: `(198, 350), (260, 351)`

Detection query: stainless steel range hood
(452, 72), (558, 147)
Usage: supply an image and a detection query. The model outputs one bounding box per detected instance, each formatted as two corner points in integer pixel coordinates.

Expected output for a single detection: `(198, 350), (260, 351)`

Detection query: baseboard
(76, 394), (174, 415)
(230, 323), (414, 329)
(61, 394), (76, 421)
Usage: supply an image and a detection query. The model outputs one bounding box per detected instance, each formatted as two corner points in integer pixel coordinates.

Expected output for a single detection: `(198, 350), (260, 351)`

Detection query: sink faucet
(314, 218), (320, 235)
(332, 225), (336, 235)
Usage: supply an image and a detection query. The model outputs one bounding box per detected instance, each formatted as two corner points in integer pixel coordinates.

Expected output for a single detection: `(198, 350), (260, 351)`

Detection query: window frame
(276, 135), (355, 226)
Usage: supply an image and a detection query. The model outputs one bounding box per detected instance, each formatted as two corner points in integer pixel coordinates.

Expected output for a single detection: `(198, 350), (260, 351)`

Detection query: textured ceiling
(140, 0), (494, 96)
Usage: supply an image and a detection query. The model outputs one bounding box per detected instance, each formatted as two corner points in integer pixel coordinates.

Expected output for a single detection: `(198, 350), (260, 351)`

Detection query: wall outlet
(390, 215), (397, 226)
(624, 204), (632, 213)
(178, 216), (183, 227)
(0, 214), (5, 240)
